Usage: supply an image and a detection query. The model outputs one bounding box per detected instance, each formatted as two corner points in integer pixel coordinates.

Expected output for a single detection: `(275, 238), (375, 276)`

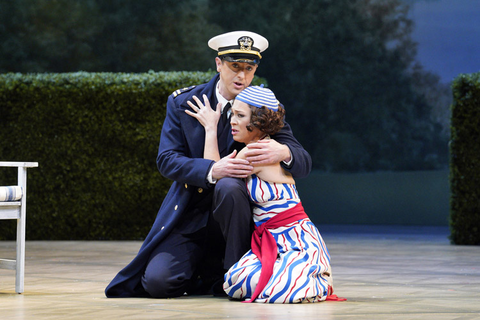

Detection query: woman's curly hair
(246, 104), (286, 136)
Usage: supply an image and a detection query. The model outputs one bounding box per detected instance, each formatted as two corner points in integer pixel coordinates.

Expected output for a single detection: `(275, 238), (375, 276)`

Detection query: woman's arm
(186, 95), (221, 161)
(156, 94), (215, 188)
(185, 95), (253, 181)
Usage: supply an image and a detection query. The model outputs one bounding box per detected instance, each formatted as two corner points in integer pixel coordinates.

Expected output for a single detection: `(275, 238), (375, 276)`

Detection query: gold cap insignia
(238, 36), (253, 51)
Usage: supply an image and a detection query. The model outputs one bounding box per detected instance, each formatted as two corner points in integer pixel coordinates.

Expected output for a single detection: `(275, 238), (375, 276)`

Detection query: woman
(186, 86), (340, 303)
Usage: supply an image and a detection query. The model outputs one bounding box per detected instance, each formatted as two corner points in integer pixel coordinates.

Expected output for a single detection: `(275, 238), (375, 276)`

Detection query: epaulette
(172, 85), (196, 98)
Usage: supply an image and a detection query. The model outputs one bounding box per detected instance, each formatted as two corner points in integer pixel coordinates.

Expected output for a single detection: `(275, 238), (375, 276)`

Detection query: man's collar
(215, 81), (234, 112)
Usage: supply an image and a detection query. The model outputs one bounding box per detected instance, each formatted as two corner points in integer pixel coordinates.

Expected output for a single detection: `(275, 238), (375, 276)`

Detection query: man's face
(216, 57), (258, 101)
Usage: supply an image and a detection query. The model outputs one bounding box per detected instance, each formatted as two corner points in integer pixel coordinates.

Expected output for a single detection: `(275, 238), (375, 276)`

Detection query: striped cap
(235, 86), (279, 111)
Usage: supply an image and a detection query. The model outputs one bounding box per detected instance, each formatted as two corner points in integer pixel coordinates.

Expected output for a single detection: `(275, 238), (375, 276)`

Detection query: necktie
(221, 102), (232, 125)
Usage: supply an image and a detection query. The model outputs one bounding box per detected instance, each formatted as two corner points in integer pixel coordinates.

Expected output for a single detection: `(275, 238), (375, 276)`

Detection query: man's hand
(212, 150), (254, 180)
(244, 139), (291, 165)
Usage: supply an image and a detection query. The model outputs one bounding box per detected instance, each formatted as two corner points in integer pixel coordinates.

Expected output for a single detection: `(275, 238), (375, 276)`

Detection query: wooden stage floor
(1, 225), (479, 319)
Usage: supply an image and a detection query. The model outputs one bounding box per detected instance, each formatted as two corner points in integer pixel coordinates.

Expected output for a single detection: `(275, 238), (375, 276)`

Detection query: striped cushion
(0, 186), (23, 201)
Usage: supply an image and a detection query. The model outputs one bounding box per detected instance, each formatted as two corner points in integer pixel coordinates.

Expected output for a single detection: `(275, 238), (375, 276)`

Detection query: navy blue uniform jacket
(105, 74), (312, 297)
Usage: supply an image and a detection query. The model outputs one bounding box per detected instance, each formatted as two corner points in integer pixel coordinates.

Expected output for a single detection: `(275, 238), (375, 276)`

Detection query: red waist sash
(243, 202), (308, 303)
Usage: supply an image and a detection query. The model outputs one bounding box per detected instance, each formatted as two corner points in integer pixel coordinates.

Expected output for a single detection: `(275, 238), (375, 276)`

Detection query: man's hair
(246, 105), (285, 136)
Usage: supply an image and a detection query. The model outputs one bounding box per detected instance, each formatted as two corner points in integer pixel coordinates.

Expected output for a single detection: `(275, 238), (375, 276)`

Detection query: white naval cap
(208, 31), (269, 65)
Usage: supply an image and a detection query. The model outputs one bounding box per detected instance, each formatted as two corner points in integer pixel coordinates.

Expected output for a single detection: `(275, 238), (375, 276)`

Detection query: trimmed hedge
(450, 72), (480, 245)
(0, 71), (266, 240)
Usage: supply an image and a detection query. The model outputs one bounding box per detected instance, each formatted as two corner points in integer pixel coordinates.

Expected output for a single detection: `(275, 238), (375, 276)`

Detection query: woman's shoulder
(256, 166), (295, 185)
(235, 146), (269, 177)
(236, 146), (248, 160)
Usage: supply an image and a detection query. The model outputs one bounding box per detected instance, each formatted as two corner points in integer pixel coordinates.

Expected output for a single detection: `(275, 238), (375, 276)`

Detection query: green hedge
(450, 72), (480, 245)
(0, 71), (266, 240)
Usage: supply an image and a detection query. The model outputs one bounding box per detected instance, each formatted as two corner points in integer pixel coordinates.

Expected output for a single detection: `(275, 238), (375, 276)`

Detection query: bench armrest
(0, 162), (39, 168)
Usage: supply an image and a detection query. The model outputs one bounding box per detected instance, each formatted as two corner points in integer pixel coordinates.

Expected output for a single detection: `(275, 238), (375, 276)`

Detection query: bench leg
(15, 166), (27, 294)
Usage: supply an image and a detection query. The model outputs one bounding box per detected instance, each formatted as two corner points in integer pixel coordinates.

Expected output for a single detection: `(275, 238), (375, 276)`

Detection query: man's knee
(142, 267), (190, 298)
(141, 248), (196, 298)
(214, 177), (247, 203)
(213, 177), (251, 228)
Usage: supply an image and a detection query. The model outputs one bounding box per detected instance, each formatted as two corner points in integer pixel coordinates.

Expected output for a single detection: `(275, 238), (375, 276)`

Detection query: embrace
(105, 30), (343, 303)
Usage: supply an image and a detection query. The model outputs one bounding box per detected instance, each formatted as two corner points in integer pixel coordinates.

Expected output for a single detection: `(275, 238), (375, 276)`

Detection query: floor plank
(1, 225), (479, 319)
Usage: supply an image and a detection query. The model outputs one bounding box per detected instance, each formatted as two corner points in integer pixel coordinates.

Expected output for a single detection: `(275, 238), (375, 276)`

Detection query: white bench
(0, 162), (38, 293)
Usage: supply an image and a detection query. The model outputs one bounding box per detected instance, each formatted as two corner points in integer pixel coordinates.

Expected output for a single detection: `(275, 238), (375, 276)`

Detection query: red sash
(242, 202), (347, 303)
(243, 202), (308, 303)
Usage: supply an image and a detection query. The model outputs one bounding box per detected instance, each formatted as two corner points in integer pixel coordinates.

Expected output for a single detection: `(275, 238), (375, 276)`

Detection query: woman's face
(230, 100), (262, 144)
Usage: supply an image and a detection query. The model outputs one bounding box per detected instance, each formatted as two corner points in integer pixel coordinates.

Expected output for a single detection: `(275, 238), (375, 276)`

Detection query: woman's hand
(185, 94), (220, 131)
(186, 94), (222, 161)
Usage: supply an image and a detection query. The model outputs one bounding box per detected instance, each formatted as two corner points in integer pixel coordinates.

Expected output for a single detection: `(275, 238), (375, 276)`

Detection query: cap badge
(238, 36), (253, 51)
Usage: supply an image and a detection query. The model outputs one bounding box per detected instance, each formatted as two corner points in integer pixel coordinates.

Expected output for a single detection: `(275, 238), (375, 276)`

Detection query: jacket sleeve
(156, 94), (214, 188)
(272, 120), (312, 179)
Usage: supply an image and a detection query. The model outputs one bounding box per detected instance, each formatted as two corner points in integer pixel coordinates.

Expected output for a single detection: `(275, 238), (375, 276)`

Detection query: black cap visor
(221, 54), (260, 65)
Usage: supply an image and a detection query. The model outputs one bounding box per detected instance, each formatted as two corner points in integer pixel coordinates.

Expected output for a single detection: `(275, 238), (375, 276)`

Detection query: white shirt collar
(215, 81), (234, 113)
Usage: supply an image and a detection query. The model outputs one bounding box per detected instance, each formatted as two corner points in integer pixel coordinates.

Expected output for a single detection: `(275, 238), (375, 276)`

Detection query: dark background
(0, 0), (461, 173)
(2, 0), (479, 230)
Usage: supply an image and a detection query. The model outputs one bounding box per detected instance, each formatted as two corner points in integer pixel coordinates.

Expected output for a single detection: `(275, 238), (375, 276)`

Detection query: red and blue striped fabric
(223, 175), (333, 303)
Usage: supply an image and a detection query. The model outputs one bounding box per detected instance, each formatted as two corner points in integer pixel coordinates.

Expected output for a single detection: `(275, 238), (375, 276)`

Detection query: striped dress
(223, 174), (333, 303)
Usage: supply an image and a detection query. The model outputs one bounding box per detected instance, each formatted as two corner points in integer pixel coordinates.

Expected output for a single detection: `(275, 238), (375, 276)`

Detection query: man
(105, 31), (312, 298)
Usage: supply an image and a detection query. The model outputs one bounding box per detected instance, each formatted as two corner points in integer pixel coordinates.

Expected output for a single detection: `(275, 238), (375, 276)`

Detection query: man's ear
(215, 57), (223, 73)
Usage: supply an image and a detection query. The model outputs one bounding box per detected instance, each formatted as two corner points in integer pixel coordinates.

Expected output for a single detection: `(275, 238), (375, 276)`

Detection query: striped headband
(235, 86), (279, 111)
